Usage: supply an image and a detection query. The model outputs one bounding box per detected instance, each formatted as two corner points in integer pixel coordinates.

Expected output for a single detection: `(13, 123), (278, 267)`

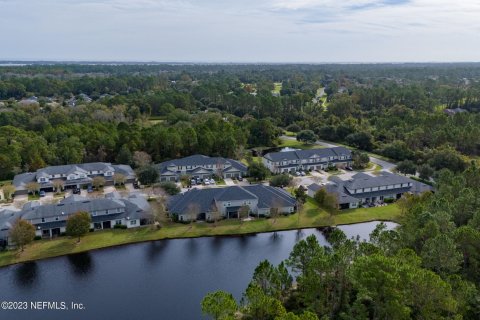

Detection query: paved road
(280, 136), (397, 172)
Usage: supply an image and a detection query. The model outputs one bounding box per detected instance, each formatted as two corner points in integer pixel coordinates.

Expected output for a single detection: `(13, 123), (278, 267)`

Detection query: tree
(152, 196), (167, 228)
(26, 181), (40, 195)
(314, 188), (338, 213)
(238, 205), (250, 222)
(210, 206), (222, 226)
(418, 164), (434, 181)
(345, 132), (373, 151)
(242, 284), (286, 320)
(201, 291), (238, 320)
(52, 179), (65, 193)
(421, 234), (462, 276)
(137, 165), (159, 186)
(113, 173), (126, 186)
(294, 186), (307, 203)
(115, 144), (133, 165)
(9, 219), (35, 251)
(296, 130), (317, 144)
(2, 184), (15, 200)
(248, 162), (269, 181)
(66, 211), (92, 243)
(396, 160), (417, 175)
(352, 151), (370, 169)
(133, 150), (152, 168)
(270, 174), (292, 187)
(92, 176), (106, 190)
(159, 181), (180, 195)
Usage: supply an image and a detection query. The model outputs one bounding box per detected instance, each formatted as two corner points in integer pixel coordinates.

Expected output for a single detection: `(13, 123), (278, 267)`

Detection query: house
(307, 171), (432, 210)
(19, 193), (151, 239)
(13, 162), (136, 195)
(167, 185), (297, 221)
(0, 209), (23, 248)
(155, 155), (247, 182)
(263, 147), (352, 174)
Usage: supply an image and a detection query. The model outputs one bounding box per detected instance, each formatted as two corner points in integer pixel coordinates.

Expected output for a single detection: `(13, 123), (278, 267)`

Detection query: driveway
(224, 178), (235, 186)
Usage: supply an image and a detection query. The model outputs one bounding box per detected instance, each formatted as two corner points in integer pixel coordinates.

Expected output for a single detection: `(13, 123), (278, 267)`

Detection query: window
(130, 220), (136, 226)
(41, 218), (45, 223)
(116, 220), (122, 225)
(55, 217), (59, 221)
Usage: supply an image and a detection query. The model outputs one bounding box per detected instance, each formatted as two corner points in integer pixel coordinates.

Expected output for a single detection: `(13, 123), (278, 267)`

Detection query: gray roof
(243, 185), (297, 209)
(13, 162), (135, 190)
(344, 172), (412, 189)
(0, 209), (22, 239)
(307, 182), (359, 205)
(156, 155), (247, 174)
(168, 185), (296, 215)
(20, 194), (150, 222)
(264, 147), (351, 162)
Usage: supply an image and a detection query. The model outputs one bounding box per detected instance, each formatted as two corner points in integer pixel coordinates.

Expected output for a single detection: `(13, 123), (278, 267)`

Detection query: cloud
(0, 0), (480, 62)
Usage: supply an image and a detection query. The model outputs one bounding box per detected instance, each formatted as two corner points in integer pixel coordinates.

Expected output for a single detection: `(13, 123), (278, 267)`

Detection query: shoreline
(0, 206), (400, 268)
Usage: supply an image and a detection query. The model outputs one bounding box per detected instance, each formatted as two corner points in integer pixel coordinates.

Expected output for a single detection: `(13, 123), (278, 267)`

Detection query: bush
(384, 198), (395, 203)
(159, 181), (181, 195)
(114, 224), (127, 229)
(34, 236), (42, 241)
(270, 174), (292, 187)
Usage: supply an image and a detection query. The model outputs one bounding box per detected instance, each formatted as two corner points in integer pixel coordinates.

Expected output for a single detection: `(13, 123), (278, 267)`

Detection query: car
(238, 176), (243, 181)
(133, 182), (140, 189)
(300, 171), (306, 176)
(73, 188), (81, 194)
(87, 186), (93, 193)
(204, 180), (210, 185)
(210, 179), (216, 184)
(345, 166), (353, 171)
(191, 179), (196, 185)
(295, 172), (301, 176)
(39, 191), (46, 197)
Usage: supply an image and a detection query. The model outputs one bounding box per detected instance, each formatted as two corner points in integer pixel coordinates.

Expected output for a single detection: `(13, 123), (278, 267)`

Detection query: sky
(1, 0), (480, 62)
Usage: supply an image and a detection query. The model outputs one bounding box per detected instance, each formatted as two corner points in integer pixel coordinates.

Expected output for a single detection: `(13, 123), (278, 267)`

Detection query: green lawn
(278, 138), (324, 150)
(0, 199), (401, 267)
(272, 82), (282, 95)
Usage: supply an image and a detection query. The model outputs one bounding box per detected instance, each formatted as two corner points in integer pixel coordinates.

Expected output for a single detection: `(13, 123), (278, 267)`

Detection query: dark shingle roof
(264, 147), (351, 162)
(344, 171), (412, 189)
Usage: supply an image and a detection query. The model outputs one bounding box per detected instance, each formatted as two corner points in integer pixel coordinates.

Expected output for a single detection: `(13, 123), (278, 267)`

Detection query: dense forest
(201, 166), (480, 319)
(1, 63), (479, 180)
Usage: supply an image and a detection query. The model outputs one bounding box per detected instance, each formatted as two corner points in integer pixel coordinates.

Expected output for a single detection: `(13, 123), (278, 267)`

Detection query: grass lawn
(272, 82), (282, 95)
(278, 138), (323, 150)
(0, 198), (402, 267)
(28, 194), (40, 200)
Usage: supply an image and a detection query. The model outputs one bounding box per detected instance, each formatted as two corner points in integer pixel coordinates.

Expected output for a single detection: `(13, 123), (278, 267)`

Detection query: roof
(344, 171), (412, 189)
(156, 155), (247, 174)
(167, 185), (296, 215)
(264, 147), (351, 162)
(307, 182), (359, 205)
(0, 209), (22, 239)
(13, 162), (135, 189)
(243, 185), (297, 209)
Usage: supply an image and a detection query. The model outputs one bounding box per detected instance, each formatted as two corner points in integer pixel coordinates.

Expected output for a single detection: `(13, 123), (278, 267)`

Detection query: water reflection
(14, 262), (38, 288)
(146, 240), (170, 263)
(295, 229), (305, 242)
(67, 252), (93, 277)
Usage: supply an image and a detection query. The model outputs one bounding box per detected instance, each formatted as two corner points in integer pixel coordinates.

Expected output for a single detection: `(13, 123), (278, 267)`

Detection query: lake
(0, 221), (397, 320)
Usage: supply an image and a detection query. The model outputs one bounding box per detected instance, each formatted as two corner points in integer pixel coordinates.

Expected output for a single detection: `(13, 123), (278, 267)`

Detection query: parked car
(209, 179), (216, 184)
(295, 172), (301, 176)
(204, 180), (210, 185)
(73, 188), (81, 194)
(133, 181), (140, 189)
(87, 186), (93, 193)
(191, 179), (197, 185)
(300, 171), (306, 176)
(39, 190), (46, 197)
(345, 166), (353, 171)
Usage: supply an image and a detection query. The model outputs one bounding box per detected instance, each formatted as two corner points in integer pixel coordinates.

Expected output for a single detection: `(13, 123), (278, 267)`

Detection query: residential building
(13, 162), (136, 195)
(167, 185), (297, 221)
(19, 193), (151, 239)
(0, 209), (23, 248)
(307, 171), (432, 210)
(156, 155), (247, 182)
(263, 147), (352, 174)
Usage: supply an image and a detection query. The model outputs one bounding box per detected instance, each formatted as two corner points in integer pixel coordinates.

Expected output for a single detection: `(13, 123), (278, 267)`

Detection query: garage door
(169, 177), (176, 182)
(225, 174), (231, 178)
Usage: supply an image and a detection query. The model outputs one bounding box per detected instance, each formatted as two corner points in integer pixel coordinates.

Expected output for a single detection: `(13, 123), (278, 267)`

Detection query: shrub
(270, 174), (292, 187)
(114, 224), (127, 229)
(159, 181), (181, 195)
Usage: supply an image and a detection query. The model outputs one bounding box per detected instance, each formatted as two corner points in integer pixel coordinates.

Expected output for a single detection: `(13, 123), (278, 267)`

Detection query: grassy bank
(0, 201), (401, 268)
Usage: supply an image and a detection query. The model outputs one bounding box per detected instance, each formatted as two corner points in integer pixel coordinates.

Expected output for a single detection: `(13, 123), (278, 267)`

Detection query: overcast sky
(1, 0), (480, 62)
